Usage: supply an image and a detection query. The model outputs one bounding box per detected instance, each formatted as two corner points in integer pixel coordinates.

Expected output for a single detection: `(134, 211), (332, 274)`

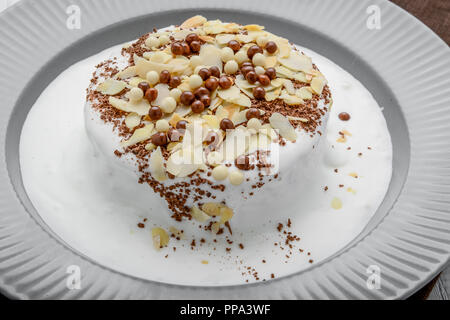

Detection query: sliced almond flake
(244, 24), (264, 31)
(211, 222), (221, 234)
(219, 207), (234, 224)
(215, 34), (236, 45)
(235, 75), (257, 90)
(218, 86), (251, 107)
(180, 15), (207, 29)
(172, 29), (194, 41)
(199, 45), (223, 72)
(265, 88), (281, 101)
(278, 52), (313, 73)
(125, 112), (141, 130)
(297, 86), (313, 100)
(166, 150), (182, 176)
(96, 79), (126, 95)
(135, 57), (172, 78)
(275, 65), (294, 79)
(152, 83), (171, 108)
(203, 20), (228, 35)
(269, 113), (297, 142)
(116, 66), (137, 79)
(145, 143), (156, 151)
(259, 124), (278, 141)
(287, 116), (309, 123)
(231, 110), (248, 126)
(224, 105), (240, 119)
(215, 105), (229, 120)
(224, 23), (240, 33)
(152, 228), (169, 249)
(280, 90), (304, 105)
(109, 97), (150, 116)
(199, 35), (215, 43)
(311, 74), (327, 95)
(265, 56), (278, 68)
(220, 127), (251, 161)
(146, 51), (172, 64)
(168, 58), (191, 76)
(121, 123), (154, 148)
(202, 115), (220, 129)
(167, 142), (180, 152)
(293, 72), (308, 83)
(191, 206), (211, 223)
(209, 97), (222, 111)
(201, 203), (223, 217)
(150, 146), (167, 182)
(282, 79), (296, 95)
(270, 78), (284, 88)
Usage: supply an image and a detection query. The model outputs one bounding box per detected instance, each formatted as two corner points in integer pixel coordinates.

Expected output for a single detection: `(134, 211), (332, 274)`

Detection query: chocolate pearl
(246, 71), (258, 84)
(235, 155), (251, 171)
(246, 108), (260, 120)
(200, 95), (211, 107)
(247, 45), (263, 59)
(171, 42), (184, 56)
(210, 66), (221, 78)
(205, 77), (219, 91)
(180, 91), (195, 105)
(186, 33), (199, 44)
(176, 120), (188, 130)
(149, 106), (163, 120)
(228, 40), (241, 53)
(241, 62), (253, 68)
(169, 76), (181, 88)
(220, 118), (235, 131)
(265, 41), (278, 54)
(253, 87), (266, 100)
(160, 70), (171, 84)
(145, 88), (158, 102)
(181, 42), (191, 55)
(198, 68), (211, 81)
(265, 67), (277, 80)
(190, 40), (201, 53)
(191, 100), (205, 113)
(205, 131), (219, 145)
(258, 74), (271, 86)
(339, 112), (351, 121)
(219, 76), (232, 89)
(241, 66), (254, 76)
(138, 82), (150, 93)
(168, 128), (182, 142)
(151, 132), (168, 146)
(194, 87), (210, 99)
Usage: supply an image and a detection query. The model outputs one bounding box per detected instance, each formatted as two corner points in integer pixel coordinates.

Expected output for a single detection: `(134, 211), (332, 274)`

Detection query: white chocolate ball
(234, 51), (249, 64)
(229, 170), (244, 186)
(221, 47), (235, 62)
(128, 87), (143, 102)
(155, 119), (170, 132)
(247, 118), (262, 131)
(160, 97), (177, 113)
(189, 74), (203, 89)
(255, 66), (266, 75)
(146, 71), (159, 85)
(145, 36), (160, 48)
(224, 60), (239, 75)
(252, 53), (266, 67)
(190, 56), (202, 68)
(170, 88), (182, 102)
(212, 165), (228, 181)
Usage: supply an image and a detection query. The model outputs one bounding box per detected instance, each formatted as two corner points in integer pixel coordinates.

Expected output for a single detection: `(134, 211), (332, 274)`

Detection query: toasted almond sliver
(180, 15), (207, 29)
(150, 147), (167, 182)
(125, 113), (141, 130)
(191, 206), (211, 223)
(152, 228), (169, 250)
(269, 113), (297, 142)
(97, 79), (126, 95)
(121, 123), (154, 148)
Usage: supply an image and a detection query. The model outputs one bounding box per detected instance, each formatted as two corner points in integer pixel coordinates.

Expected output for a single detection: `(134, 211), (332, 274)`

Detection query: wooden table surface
(0, 0), (448, 300)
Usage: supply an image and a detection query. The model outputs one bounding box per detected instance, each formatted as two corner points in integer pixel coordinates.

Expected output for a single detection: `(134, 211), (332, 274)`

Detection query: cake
(85, 16), (332, 248)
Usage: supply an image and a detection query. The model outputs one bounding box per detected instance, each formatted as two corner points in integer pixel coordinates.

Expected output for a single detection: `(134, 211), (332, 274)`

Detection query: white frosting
(20, 42), (392, 286)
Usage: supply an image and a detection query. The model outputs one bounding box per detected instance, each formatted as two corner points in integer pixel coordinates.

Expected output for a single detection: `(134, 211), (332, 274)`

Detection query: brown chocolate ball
(235, 155), (251, 171)
(190, 41), (201, 53)
(219, 76), (232, 89)
(258, 74), (271, 86)
(171, 42), (184, 56)
(265, 41), (278, 54)
(144, 88), (158, 102)
(149, 106), (163, 120)
(169, 76), (181, 88)
(198, 68), (211, 81)
(227, 40), (241, 53)
(205, 77), (219, 91)
(138, 82), (150, 93)
(241, 66), (254, 76)
(191, 100), (205, 113)
(220, 118), (235, 131)
(265, 67), (277, 80)
(209, 66), (221, 78)
(194, 87), (210, 99)
(247, 45), (263, 59)
(159, 70), (171, 84)
(186, 33), (200, 44)
(246, 71), (258, 84)
(151, 132), (168, 146)
(241, 62), (253, 68)
(180, 91), (195, 106)
(253, 87), (266, 100)
(176, 120), (188, 130)
(246, 108), (260, 120)
(200, 95), (211, 107)
(339, 112), (351, 121)
(181, 42), (191, 55)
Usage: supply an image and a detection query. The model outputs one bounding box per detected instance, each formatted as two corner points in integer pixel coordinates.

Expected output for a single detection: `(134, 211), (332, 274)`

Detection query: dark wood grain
(390, 0), (450, 44)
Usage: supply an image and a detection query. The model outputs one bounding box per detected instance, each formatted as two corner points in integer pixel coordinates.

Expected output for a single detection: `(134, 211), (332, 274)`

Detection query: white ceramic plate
(0, 0), (449, 299)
